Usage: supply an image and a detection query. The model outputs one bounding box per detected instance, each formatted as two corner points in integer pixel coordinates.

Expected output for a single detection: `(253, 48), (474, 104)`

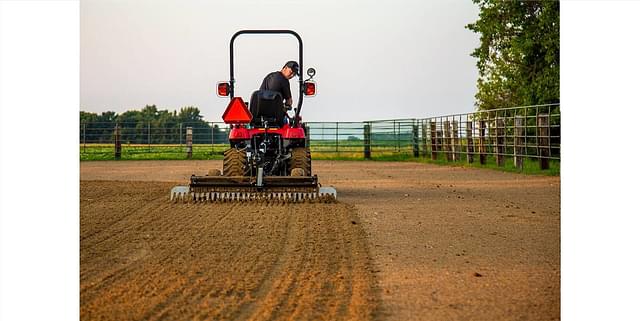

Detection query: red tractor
(171, 30), (336, 202)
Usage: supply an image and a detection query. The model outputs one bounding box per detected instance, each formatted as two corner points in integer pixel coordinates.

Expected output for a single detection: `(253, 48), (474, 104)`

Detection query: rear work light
(303, 81), (316, 96)
(217, 82), (230, 97)
(222, 97), (252, 124)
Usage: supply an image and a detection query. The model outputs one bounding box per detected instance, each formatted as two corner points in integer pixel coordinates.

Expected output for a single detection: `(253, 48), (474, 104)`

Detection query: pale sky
(81, 0), (480, 122)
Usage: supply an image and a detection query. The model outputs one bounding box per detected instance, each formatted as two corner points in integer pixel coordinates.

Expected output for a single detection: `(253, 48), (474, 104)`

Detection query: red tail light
(222, 97), (252, 124)
(303, 81), (316, 96)
(217, 82), (230, 97)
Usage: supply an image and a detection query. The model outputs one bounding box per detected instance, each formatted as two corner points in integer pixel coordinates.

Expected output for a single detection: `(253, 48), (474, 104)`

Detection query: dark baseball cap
(284, 61), (299, 75)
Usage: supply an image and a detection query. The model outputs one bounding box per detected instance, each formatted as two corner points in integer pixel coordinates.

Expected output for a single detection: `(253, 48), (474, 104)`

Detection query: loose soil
(81, 160), (560, 321)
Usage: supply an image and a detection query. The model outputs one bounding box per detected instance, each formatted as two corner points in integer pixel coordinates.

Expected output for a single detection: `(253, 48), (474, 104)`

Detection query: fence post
(394, 120), (398, 152)
(514, 116), (525, 170)
(83, 122), (86, 154)
(537, 114), (550, 170)
(114, 124), (121, 160)
(147, 122), (151, 152)
(444, 120), (452, 161)
(304, 125), (310, 149)
(412, 123), (419, 157)
(211, 123), (214, 152)
(186, 126), (193, 159)
(430, 121), (437, 160)
(179, 123), (182, 146)
(496, 117), (505, 166)
(421, 120), (427, 157)
(466, 121), (474, 163)
(364, 123), (371, 159)
(479, 120), (486, 164)
(335, 122), (339, 153)
(452, 120), (459, 161)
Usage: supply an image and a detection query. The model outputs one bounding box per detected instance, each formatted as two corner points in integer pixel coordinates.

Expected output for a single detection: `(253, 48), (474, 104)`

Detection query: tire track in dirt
(80, 181), (381, 321)
(228, 205), (295, 321)
(240, 205), (312, 321)
(207, 204), (295, 320)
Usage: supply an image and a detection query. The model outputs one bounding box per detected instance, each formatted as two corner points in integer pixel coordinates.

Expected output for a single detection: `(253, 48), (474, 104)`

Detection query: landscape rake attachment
(170, 175), (337, 203)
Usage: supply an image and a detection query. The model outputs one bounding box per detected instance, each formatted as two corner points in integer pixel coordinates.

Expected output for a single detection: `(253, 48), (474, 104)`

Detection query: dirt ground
(81, 160), (560, 321)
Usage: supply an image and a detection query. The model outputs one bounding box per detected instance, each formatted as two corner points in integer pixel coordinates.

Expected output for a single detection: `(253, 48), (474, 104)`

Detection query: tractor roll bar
(229, 30), (305, 127)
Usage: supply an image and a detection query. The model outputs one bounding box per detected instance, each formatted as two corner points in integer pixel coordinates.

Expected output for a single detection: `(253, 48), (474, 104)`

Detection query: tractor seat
(250, 90), (285, 127)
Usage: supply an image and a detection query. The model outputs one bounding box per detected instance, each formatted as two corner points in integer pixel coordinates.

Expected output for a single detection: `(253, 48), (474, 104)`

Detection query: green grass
(80, 144), (227, 161)
(371, 153), (560, 176)
(80, 144), (559, 176)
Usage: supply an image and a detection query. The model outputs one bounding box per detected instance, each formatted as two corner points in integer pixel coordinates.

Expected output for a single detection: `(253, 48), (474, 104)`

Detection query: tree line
(80, 105), (227, 144)
(466, 0), (559, 111)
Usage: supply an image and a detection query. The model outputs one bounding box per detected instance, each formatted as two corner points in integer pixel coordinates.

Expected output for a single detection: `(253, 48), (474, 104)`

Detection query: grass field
(80, 143), (559, 175)
(80, 144), (228, 161)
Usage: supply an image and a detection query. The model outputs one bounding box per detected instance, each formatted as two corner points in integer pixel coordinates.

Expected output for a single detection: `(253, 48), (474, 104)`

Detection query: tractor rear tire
(289, 147), (311, 176)
(223, 148), (249, 176)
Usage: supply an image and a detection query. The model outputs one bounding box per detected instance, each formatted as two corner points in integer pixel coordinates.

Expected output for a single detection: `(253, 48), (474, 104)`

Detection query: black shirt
(259, 71), (292, 101)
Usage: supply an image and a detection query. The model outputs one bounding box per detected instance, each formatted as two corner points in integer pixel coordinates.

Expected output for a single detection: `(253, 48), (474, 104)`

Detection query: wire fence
(80, 104), (560, 170)
(421, 104), (560, 168)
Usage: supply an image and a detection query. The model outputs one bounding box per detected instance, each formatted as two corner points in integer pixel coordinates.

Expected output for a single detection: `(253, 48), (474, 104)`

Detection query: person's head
(281, 61), (299, 79)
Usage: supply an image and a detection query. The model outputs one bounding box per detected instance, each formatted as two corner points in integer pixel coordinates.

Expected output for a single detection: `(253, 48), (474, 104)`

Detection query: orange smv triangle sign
(222, 97), (253, 124)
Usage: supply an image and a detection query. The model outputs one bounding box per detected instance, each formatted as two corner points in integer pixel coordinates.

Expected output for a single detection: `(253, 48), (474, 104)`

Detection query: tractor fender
(283, 127), (305, 139)
(229, 126), (250, 140)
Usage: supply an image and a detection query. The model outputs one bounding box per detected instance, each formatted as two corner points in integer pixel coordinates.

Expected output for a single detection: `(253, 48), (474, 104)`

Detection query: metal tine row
(186, 191), (327, 203)
(170, 190), (336, 203)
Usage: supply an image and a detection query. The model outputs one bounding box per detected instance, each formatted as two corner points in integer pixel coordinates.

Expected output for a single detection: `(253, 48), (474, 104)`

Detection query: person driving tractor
(259, 60), (299, 111)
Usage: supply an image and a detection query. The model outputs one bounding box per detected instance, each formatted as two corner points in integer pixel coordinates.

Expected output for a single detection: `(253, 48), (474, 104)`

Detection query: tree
(80, 111), (98, 124)
(466, 0), (559, 110)
(177, 106), (204, 123)
(80, 105), (219, 144)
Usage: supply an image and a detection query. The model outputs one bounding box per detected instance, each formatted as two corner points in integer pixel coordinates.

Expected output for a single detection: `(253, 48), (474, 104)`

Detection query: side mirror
(217, 82), (230, 97)
(306, 68), (316, 79)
